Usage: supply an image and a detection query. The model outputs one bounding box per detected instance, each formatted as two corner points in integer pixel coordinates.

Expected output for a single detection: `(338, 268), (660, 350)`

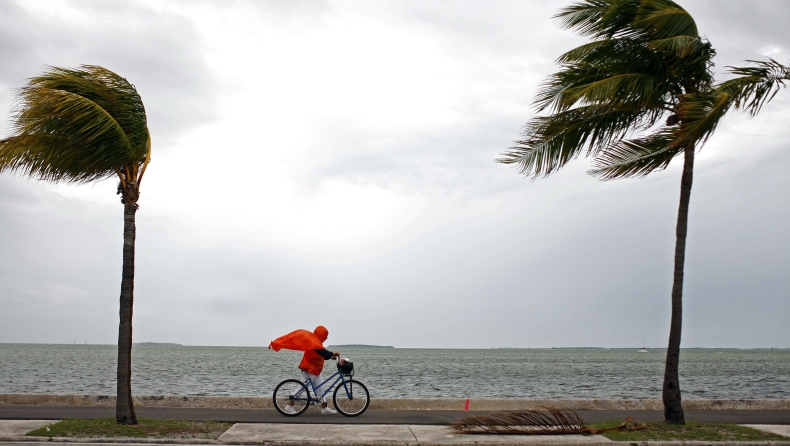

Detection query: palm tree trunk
(663, 146), (694, 424)
(116, 192), (138, 424)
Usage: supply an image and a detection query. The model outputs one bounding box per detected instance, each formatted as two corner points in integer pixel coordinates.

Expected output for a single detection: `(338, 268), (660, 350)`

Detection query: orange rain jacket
(269, 326), (331, 375)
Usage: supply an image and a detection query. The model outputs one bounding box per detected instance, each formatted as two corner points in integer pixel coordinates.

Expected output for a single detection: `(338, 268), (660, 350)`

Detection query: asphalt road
(1, 406), (789, 425)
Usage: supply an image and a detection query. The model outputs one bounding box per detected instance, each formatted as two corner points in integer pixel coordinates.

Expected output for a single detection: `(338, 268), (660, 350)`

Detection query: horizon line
(1, 342), (788, 350)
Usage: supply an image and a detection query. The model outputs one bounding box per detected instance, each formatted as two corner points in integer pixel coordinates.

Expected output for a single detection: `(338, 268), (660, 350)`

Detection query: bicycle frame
(291, 370), (354, 404)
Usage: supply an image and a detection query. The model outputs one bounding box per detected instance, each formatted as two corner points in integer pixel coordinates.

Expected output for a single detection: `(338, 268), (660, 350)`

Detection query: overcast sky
(0, 0), (788, 349)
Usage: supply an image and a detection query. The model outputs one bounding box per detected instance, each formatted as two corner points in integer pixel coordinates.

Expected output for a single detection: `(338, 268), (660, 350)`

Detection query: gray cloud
(316, 118), (522, 197)
(0, 0), (217, 145)
(311, 0), (790, 197)
(685, 1), (790, 60)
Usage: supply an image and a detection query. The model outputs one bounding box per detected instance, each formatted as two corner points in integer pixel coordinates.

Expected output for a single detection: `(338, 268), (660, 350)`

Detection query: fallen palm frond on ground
(451, 409), (585, 435)
(450, 409), (646, 435)
(583, 416), (646, 435)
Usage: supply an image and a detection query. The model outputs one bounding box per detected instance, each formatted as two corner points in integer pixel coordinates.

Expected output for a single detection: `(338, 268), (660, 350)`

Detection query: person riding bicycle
(269, 325), (340, 415)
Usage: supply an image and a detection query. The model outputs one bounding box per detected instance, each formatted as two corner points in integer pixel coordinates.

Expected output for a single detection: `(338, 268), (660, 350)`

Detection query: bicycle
(272, 358), (370, 417)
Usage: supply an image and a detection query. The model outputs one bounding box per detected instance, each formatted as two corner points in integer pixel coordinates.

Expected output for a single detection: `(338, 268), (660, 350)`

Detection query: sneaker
(321, 407), (337, 415)
(283, 405), (297, 414)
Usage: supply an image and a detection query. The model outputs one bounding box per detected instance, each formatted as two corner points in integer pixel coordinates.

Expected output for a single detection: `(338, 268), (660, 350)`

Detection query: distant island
(552, 347), (606, 349)
(134, 342), (182, 346)
(328, 344), (394, 348)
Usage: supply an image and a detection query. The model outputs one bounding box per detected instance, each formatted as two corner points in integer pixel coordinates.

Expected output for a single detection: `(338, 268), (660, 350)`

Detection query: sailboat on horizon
(638, 336), (649, 353)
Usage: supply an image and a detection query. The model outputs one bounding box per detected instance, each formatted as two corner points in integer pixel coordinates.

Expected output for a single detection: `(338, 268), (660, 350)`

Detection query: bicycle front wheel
(332, 379), (370, 417)
(273, 379), (311, 416)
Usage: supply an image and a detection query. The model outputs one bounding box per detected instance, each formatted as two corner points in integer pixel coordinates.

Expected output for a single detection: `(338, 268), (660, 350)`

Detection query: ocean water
(0, 344), (788, 400)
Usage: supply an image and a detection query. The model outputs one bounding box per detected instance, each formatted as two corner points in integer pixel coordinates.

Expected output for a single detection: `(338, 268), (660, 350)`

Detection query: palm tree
(0, 65), (151, 424)
(498, 0), (789, 424)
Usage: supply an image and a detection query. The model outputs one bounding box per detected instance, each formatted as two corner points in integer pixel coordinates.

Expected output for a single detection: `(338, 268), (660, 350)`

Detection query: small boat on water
(638, 336), (649, 353)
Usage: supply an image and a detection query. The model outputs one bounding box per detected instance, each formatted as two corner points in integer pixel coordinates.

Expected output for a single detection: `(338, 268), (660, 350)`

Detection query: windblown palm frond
(589, 129), (680, 178)
(500, 0), (713, 178)
(648, 36), (705, 59)
(588, 59), (789, 180)
(0, 65), (149, 184)
(720, 58), (790, 115)
(546, 38), (673, 113)
(633, 0), (698, 39)
(498, 102), (663, 177)
(555, 0), (640, 40)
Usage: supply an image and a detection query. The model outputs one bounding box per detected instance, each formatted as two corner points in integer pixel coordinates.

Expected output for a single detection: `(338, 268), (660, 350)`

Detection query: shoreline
(2, 394), (789, 411)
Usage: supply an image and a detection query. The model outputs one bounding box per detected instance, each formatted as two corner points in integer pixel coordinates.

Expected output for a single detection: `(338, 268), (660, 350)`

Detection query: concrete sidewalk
(1, 420), (789, 446)
(219, 423), (612, 444)
(0, 420), (52, 437)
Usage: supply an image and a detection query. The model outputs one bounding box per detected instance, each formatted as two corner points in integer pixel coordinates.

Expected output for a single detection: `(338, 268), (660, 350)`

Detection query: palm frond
(590, 59), (789, 180)
(498, 103), (664, 177)
(589, 129), (681, 179)
(634, 0), (698, 39)
(648, 35), (702, 58)
(585, 416), (647, 435)
(26, 66), (149, 152)
(635, 2), (713, 91)
(451, 409), (646, 436)
(539, 41), (672, 113)
(0, 65), (149, 184)
(674, 90), (732, 148)
(555, 0), (640, 39)
(720, 58), (790, 116)
(664, 59), (789, 152)
(648, 36), (713, 89)
(451, 409), (587, 435)
(501, 0), (720, 180)
(0, 134), (116, 183)
(563, 73), (661, 108)
(556, 39), (617, 64)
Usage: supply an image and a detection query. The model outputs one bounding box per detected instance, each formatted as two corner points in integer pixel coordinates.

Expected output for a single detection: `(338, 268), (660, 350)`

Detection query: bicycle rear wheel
(273, 379), (311, 416)
(332, 379), (369, 417)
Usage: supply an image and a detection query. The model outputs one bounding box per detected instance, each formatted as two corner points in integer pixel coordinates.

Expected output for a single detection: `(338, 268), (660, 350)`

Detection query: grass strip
(589, 420), (788, 442)
(26, 418), (232, 439)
